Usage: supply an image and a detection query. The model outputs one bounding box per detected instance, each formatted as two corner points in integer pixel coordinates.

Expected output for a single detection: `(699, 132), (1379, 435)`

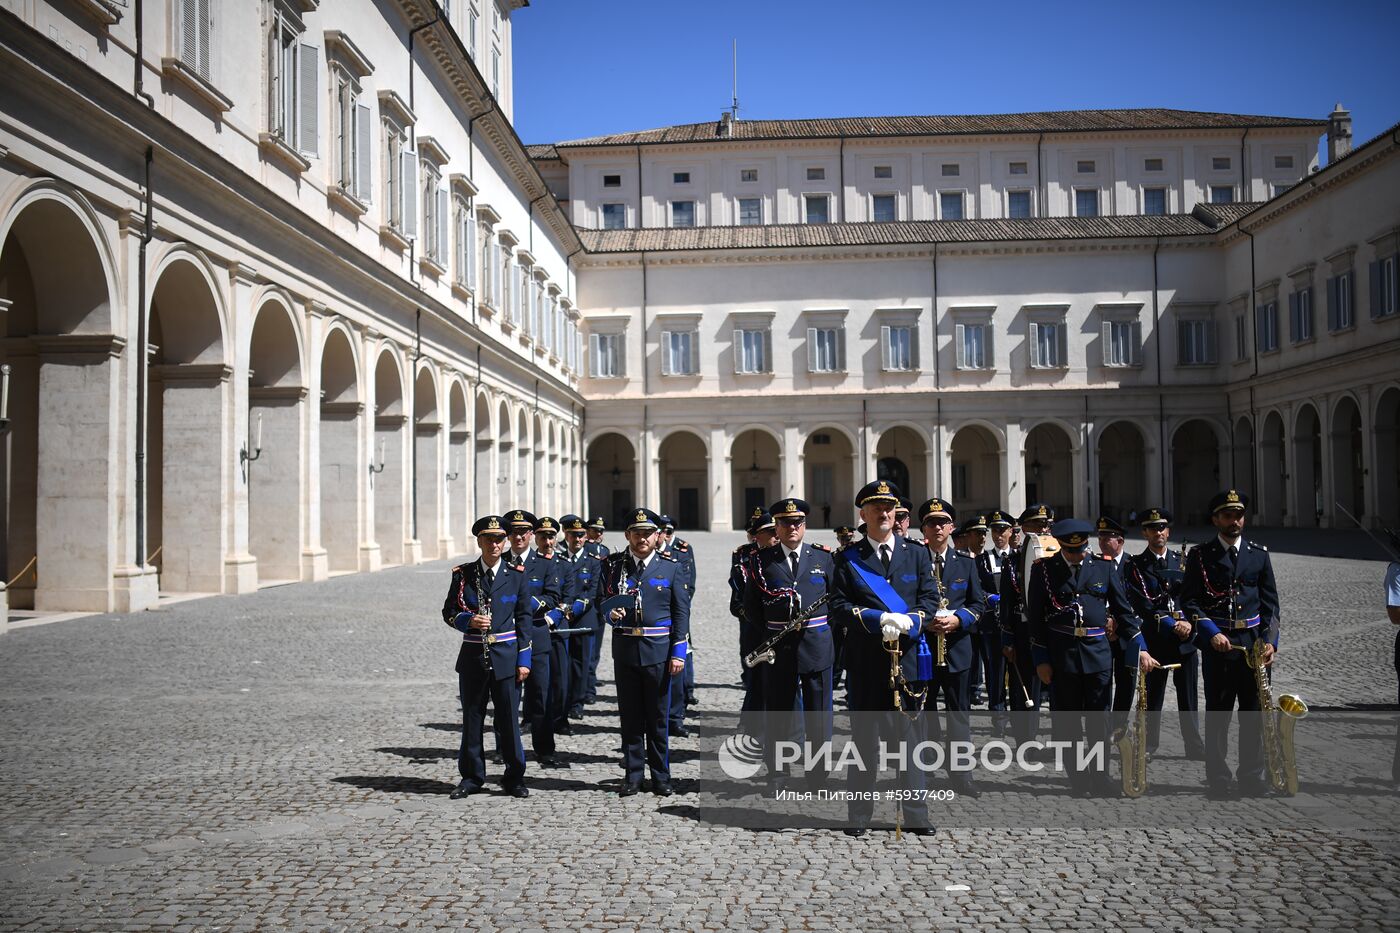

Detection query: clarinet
(475, 565), (493, 675)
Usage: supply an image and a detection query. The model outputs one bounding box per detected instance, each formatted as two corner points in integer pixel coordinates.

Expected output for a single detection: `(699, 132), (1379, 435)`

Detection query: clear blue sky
(514, 0), (1400, 159)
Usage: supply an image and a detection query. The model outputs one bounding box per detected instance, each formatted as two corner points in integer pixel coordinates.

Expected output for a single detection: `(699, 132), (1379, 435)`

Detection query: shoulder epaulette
(810, 542), (831, 552)
(1248, 541), (1268, 552)
(657, 550), (677, 562)
(508, 562), (525, 573)
(675, 540), (690, 551)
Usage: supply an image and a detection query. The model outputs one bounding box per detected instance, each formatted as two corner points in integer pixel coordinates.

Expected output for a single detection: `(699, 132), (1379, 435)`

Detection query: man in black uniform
(732, 509), (775, 714)
(1096, 516), (1137, 725)
(441, 516), (533, 798)
(559, 514), (603, 722)
(977, 510), (1015, 734)
(1000, 504), (1054, 747)
(1180, 489), (1280, 798)
(534, 517), (580, 748)
(659, 515), (697, 737)
(581, 515), (611, 703)
(505, 509), (565, 768)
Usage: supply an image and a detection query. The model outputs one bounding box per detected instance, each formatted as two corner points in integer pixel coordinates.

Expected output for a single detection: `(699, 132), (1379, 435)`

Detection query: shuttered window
(880, 325), (917, 371)
(1102, 319), (1142, 367)
(1177, 318), (1215, 365)
(806, 327), (845, 373)
(179, 0), (212, 81)
(589, 334), (624, 378)
(1326, 271), (1354, 331)
(660, 330), (699, 376)
(955, 322), (992, 370)
(733, 328), (770, 374)
(1029, 321), (1068, 368)
(1288, 288), (1313, 343)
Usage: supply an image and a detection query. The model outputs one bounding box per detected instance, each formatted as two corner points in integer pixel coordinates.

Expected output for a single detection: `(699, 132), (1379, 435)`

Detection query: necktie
(484, 567), (494, 590)
(1228, 544), (1239, 571)
(1071, 562), (1081, 584)
(935, 553), (945, 579)
(789, 550), (799, 577)
(879, 544), (891, 573)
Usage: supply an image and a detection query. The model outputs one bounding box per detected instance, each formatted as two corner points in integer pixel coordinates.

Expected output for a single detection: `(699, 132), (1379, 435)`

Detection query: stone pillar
(248, 386), (308, 582)
(642, 425), (661, 509)
(781, 423), (802, 498)
(709, 425), (732, 531)
(154, 363), (232, 593)
(1359, 386), (1378, 526)
(1317, 397), (1334, 528)
(1004, 421), (1026, 518)
(320, 401), (364, 572)
(301, 304), (329, 581)
(415, 416), (443, 560)
(926, 447), (942, 498)
(1145, 418), (1165, 509)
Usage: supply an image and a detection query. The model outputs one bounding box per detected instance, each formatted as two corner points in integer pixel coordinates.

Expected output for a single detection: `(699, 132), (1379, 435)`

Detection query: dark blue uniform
(539, 550), (582, 736)
(514, 549), (564, 761)
(560, 544), (603, 717)
(830, 536), (937, 828)
(663, 538), (698, 734)
(976, 548), (1011, 729)
(1028, 553), (1141, 794)
(595, 549), (692, 787)
(1000, 543), (1047, 741)
(441, 558), (533, 792)
(925, 545), (987, 790)
(582, 538), (611, 701)
(1180, 536), (1279, 791)
(731, 542), (765, 712)
(1123, 546), (1204, 756)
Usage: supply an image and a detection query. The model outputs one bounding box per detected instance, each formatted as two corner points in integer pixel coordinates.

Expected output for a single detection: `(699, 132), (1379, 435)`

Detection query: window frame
(669, 199), (696, 228)
(1074, 188), (1099, 217)
(803, 193), (831, 225)
(871, 193), (898, 223)
(938, 190), (965, 221)
(737, 197), (763, 226)
(1007, 189), (1032, 219)
(1142, 186), (1167, 216)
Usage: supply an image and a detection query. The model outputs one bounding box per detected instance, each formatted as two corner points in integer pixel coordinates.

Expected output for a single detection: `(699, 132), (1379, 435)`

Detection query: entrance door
(611, 488), (632, 527)
(744, 486), (766, 518)
(678, 487), (700, 529)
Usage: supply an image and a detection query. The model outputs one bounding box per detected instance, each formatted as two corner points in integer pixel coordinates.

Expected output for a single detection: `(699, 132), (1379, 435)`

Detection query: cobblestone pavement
(1, 531), (1397, 931)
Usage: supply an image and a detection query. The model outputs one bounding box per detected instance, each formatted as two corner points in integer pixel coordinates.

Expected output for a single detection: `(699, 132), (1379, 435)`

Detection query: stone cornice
(30, 334), (127, 359)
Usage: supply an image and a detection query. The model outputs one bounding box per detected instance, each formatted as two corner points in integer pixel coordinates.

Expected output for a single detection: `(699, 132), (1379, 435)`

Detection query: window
(1177, 318), (1215, 365)
(738, 198), (762, 226)
(740, 168), (758, 183)
(806, 326), (845, 373)
(939, 191), (963, 220)
(660, 329), (699, 375)
(422, 163), (447, 265)
(872, 194), (897, 222)
(588, 334), (623, 378)
(490, 47), (499, 99)
(332, 72), (370, 202)
(1210, 185), (1234, 204)
(734, 328), (770, 374)
(1076, 160), (1096, 174)
(467, 9), (478, 58)
(881, 324), (917, 371)
(453, 195), (475, 290)
(1074, 189), (1099, 217)
(806, 167), (825, 181)
(1007, 190), (1031, 219)
(1102, 318), (1142, 367)
(267, 6), (316, 156)
(1143, 187), (1166, 215)
(955, 322), (991, 370)
(1144, 158), (1163, 172)
(1273, 182), (1293, 197)
(479, 228), (495, 306)
(941, 164), (960, 177)
(1029, 321), (1066, 368)
(1288, 288), (1313, 342)
(602, 203), (626, 229)
(804, 194), (830, 224)
(874, 165), (893, 179)
(383, 121), (415, 237)
(1212, 156), (1231, 171)
(1372, 254), (1399, 318)
(670, 200), (695, 228)
(1009, 161), (1028, 175)
(672, 171), (690, 184)
(177, 0), (213, 81)
(1234, 315), (1247, 361)
(602, 173), (621, 188)
(1256, 301), (1279, 352)
(1274, 155), (1294, 169)
(1327, 271), (1354, 331)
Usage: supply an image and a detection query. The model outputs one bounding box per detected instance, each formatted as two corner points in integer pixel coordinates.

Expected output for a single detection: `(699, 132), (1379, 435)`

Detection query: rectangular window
(384, 126), (416, 237)
(490, 47), (499, 99)
(1007, 190), (1031, 219)
(1289, 288), (1313, 343)
(1371, 255), (1399, 318)
(941, 164), (960, 177)
(672, 171), (690, 184)
(601, 203), (626, 229)
(1143, 187), (1166, 215)
(1273, 182), (1293, 197)
(1234, 315), (1247, 360)
(1102, 318), (1143, 367)
(737, 198), (762, 226)
(1144, 158), (1163, 172)
(1212, 156), (1231, 171)
(952, 463), (969, 502)
(1256, 301), (1279, 352)
(1076, 160), (1096, 174)
(602, 173), (621, 188)
(734, 328), (770, 374)
(1177, 318), (1215, 365)
(1210, 185), (1234, 204)
(955, 322), (991, 370)
(422, 164), (446, 264)
(267, 10), (317, 156)
(1029, 321), (1066, 368)
(588, 333), (623, 378)
(670, 200), (695, 228)
(333, 73), (369, 202)
(873, 165), (893, 179)
(1009, 161), (1028, 175)
(872, 194), (897, 222)
(660, 329), (699, 376)
(1327, 271), (1354, 331)
(740, 168), (758, 183)
(806, 326), (845, 373)
(453, 196), (474, 289)
(880, 324), (917, 371)
(803, 194), (830, 224)
(468, 9), (478, 58)
(1074, 189), (1099, 217)
(1274, 155), (1294, 169)
(806, 167), (825, 181)
(178, 0), (213, 81)
(939, 191), (963, 220)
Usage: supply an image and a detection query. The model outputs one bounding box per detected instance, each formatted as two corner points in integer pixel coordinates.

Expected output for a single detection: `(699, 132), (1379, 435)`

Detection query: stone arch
(414, 363), (443, 559)
(1331, 394), (1364, 524)
(1292, 403), (1321, 528)
(875, 423), (930, 507)
(445, 376), (470, 549)
(803, 426), (856, 529)
(586, 431), (637, 528)
(372, 346), (408, 564)
(1023, 421), (1075, 518)
(473, 388), (495, 515)
(246, 294), (307, 583)
(949, 424), (1004, 516)
(318, 324), (362, 573)
(1095, 420), (1147, 525)
(658, 429), (709, 530)
(1170, 418), (1224, 524)
(1375, 386), (1400, 525)
(1259, 410), (1288, 525)
(730, 427), (782, 528)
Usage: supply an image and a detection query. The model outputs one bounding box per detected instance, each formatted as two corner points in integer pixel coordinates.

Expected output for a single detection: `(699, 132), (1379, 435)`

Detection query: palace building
(1, 1), (1397, 626)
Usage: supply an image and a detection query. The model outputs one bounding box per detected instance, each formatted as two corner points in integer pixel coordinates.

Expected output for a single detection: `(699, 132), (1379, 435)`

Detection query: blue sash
(844, 553), (909, 613)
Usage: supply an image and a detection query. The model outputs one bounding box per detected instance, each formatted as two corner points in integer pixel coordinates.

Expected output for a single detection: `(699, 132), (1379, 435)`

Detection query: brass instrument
(744, 594), (830, 668)
(1244, 639), (1308, 796)
(1117, 661), (1181, 797)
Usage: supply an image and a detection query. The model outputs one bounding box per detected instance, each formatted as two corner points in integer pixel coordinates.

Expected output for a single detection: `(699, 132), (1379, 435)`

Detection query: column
(642, 425), (661, 509)
(302, 304), (329, 581)
(1317, 395), (1334, 528)
(1004, 421), (1026, 518)
(709, 425), (732, 531)
(781, 423), (802, 499)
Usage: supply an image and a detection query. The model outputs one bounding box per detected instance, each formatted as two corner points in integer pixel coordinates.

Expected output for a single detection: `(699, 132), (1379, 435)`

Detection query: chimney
(720, 111), (733, 138)
(1327, 102), (1353, 163)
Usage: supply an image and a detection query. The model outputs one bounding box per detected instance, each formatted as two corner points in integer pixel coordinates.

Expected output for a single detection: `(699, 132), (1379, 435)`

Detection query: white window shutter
(402, 152), (418, 238)
(437, 189), (448, 261)
(297, 44), (318, 155)
(660, 330), (672, 375)
(1131, 320), (1142, 364)
(1206, 320), (1216, 363)
(763, 329), (771, 373)
(689, 332), (700, 375)
(910, 325), (920, 369)
(985, 325), (995, 370)
(197, 0), (211, 79)
(466, 212), (476, 289)
(955, 323), (966, 369)
(180, 0), (198, 70)
(806, 327), (818, 372)
(1057, 322), (1069, 367)
(837, 328), (846, 371)
(880, 325), (891, 370)
(616, 335), (626, 377)
(1102, 320), (1114, 365)
(1028, 322), (1040, 367)
(732, 328), (744, 374)
(588, 334), (599, 377)
(354, 104), (372, 202)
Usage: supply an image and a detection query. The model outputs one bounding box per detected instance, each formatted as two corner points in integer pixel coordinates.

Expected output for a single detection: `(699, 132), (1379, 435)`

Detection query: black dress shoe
(555, 722), (574, 736)
(448, 781), (483, 799)
(685, 694), (698, 708)
(507, 784), (530, 798)
(907, 826), (936, 837)
(568, 705), (584, 719)
(843, 826), (868, 837)
(1205, 782), (1237, 800)
(1237, 780), (1271, 798)
(1092, 779), (1121, 799)
(618, 781), (642, 797)
(670, 724), (690, 738)
(651, 779), (675, 797)
(1184, 746), (1207, 761)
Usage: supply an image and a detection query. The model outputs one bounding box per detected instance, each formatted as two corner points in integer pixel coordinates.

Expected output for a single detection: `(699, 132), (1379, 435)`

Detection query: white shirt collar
(864, 534), (894, 552)
(1218, 534), (1245, 552)
(511, 546), (534, 563)
(782, 543), (802, 563)
(929, 543), (955, 561)
(628, 549), (650, 571)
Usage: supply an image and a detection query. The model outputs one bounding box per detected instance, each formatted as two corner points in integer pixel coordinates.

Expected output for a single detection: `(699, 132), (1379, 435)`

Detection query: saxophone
(1117, 661), (1181, 797)
(1248, 639), (1308, 796)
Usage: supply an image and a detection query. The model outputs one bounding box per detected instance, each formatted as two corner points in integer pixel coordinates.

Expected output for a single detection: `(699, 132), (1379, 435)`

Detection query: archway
(876, 426), (928, 507)
(247, 298), (305, 583)
(473, 391), (493, 517)
(373, 348), (407, 564)
(803, 427), (856, 529)
(1377, 388), (1400, 525)
(730, 428), (781, 528)
(512, 409), (530, 512)
(1231, 416), (1254, 495)
(0, 193), (119, 611)
(658, 430), (709, 530)
(532, 413), (546, 515)
(1331, 396), (1364, 524)
(949, 425), (1002, 516)
(496, 400), (514, 507)
(148, 256), (228, 593)
(414, 366), (442, 559)
(1260, 411), (1287, 525)
(586, 432), (636, 528)
(447, 380), (469, 549)
(1096, 421), (1146, 525)
(1171, 419), (1220, 524)
(1292, 405), (1321, 528)
(318, 327), (361, 573)
(1024, 422), (1073, 518)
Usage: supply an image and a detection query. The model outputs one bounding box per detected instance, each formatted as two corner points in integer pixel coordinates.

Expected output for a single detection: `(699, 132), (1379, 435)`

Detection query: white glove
(881, 620), (901, 642)
(892, 613), (915, 634)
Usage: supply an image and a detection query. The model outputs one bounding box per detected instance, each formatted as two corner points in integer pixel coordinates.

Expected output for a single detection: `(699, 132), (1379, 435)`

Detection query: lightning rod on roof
(731, 38), (739, 122)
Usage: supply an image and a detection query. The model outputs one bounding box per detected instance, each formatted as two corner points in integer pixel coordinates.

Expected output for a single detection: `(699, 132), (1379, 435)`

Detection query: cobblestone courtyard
(2, 530), (1398, 931)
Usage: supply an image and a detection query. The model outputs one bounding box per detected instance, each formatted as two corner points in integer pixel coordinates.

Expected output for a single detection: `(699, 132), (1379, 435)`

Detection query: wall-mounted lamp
(240, 411), (264, 466)
(0, 363), (10, 432)
(368, 438), (386, 479)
